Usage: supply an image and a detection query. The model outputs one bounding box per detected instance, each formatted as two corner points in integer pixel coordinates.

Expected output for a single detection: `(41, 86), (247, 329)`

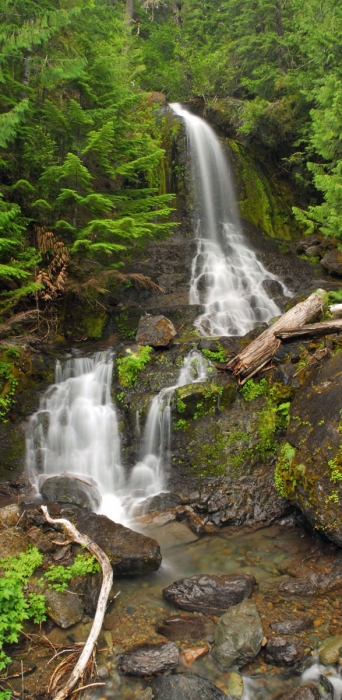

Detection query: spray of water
(170, 102), (290, 337)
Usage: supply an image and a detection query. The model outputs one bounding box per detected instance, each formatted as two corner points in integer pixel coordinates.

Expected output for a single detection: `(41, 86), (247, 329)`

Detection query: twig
(41, 506), (113, 700)
(70, 682), (106, 695)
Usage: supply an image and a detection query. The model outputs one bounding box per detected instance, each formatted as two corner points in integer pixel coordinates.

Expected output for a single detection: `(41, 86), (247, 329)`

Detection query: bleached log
(275, 318), (342, 340)
(41, 506), (113, 700)
(226, 290), (325, 383)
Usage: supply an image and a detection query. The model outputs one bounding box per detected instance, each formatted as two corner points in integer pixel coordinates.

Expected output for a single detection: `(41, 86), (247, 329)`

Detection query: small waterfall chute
(170, 102), (290, 337)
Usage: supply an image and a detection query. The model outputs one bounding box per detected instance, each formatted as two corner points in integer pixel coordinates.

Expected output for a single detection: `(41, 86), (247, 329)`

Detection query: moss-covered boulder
(275, 351), (342, 545)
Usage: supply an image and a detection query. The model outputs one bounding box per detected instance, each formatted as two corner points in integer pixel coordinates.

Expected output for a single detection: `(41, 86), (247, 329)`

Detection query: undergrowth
(116, 345), (152, 388)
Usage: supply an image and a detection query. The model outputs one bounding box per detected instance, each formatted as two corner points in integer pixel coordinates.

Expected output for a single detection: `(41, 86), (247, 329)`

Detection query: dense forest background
(1, 0), (342, 325)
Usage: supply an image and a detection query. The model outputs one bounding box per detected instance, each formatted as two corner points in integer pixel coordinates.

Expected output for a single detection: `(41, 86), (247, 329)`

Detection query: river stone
(281, 685), (320, 700)
(162, 574), (255, 615)
(135, 314), (177, 347)
(149, 673), (230, 699)
(319, 635), (342, 665)
(44, 589), (83, 628)
(227, 671), (244, 699)
(212, 599), (263, 670)
(71, 510), (162, 575)
(265, 636), (305, 666)
(119, 643), (179, 676)
(321, 249), (342, 276)
(40, 475), (101, 510)
(271, 619), (312, 634)
(157, 614), (215, 641)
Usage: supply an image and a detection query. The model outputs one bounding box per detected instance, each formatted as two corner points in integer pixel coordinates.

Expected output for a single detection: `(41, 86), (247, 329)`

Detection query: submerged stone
(149, 673), (230, 699)
(265, 636), (305, 666)
(319, 635), (342, 665)
(213, 599), (263, 669)
(119, 642), (179, 676)
(162, 573), (255, 615)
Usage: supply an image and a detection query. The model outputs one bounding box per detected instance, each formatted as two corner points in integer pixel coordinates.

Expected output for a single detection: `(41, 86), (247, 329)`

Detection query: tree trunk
(275, 318), (342, 340)
(226, 289), (325, 383)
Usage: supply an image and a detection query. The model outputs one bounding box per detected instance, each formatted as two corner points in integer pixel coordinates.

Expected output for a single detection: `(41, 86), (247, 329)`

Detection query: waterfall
(26, 349), (207, 523)
(170, 102), (289, 337)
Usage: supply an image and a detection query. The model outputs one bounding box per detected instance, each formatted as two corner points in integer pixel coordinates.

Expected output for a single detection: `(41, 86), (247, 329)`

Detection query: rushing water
(26, 349), (207, 522)
(170, 102), (289, 337)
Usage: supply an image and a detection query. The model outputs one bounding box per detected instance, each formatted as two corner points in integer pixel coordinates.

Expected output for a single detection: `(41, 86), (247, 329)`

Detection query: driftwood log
(41, 506), (113, 700)
(275, 318), (342, 340)
(227, 289), (325, 383)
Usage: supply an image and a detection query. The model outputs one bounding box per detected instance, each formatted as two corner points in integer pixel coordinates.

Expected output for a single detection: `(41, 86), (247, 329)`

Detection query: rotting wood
(275, 318), (342, 340)
(226, 289), (326, 383)
(41, 506), (113, 700)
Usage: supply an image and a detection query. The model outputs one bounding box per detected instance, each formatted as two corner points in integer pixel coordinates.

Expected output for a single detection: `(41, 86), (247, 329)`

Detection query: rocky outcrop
(40, 475), (101, 510)
(275, 351), (342, 545)
(212, 599), (263, 670)
(162, 574), (255, 615)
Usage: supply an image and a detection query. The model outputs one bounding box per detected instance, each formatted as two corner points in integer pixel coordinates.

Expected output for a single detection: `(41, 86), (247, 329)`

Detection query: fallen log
(226, 289), (325, 383)
(275, 318), (342, 340)
(41, 506), (113, 700)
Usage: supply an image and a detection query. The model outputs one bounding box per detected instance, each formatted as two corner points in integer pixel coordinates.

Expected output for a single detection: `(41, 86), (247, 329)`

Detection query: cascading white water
(122, 349), (208, 516)
(26, 349), (208, 523)
(170, 102), (289, 337)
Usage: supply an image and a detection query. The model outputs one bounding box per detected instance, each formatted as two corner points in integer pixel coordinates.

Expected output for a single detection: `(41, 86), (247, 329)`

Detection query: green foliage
(174, 418), (187, 430)
(44, 552), (100, 592)
(0, 361), (18, 421)
(241, 378), (267, 402)
(176, 398), (186, 413)
(117, 346), (152, 388)
(274, 442), (297, 496)
(201, 344), (226, 363)
(0, 547), (45, 672)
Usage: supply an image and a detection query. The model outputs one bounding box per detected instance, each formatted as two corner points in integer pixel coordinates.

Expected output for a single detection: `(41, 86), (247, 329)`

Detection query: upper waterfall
(170, 102), (289, 337)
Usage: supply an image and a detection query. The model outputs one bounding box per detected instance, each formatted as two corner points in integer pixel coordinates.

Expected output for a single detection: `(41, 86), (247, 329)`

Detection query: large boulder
(275, 352), (342, 545)
(212, 599), (263, 670)
(162, 574), (255, 615)
(119, 643), (179, 676)
(149, 673), (230, 699)
(136, 314), (177, 347)
(70, 510), (162, 575)
(40, 475), (101, 510)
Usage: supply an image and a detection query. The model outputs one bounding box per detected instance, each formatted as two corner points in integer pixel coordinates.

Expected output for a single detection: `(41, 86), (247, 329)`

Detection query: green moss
(229, 140), (294, 240)
(84, 313), (106, 339)
(117, 346), (152, 388)
(241, 378), (267, 402)
(274, 442), (297, 496)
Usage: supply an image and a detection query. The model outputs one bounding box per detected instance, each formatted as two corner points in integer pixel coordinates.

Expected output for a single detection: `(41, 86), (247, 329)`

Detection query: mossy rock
(274, 351), (342, 545)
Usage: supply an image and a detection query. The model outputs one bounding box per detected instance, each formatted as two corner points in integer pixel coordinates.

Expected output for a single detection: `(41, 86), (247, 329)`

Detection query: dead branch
(0, 310), (38, 338)
(226, 289), (326, 383)
(41, 506), (113, 700)
(275, 318), (342, 340)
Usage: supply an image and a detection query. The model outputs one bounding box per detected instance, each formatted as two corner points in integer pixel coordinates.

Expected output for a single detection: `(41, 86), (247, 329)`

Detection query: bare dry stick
(41, 506), (113, 700)
(227, 289), (326, 383)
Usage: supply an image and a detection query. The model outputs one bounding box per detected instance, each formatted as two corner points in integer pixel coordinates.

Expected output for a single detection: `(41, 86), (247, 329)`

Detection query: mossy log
(227, 290), (325, 383)
(275, 318), (342, 339)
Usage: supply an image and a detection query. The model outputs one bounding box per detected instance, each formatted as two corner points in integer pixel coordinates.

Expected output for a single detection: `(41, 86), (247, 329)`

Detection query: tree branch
(41, 506), (113, 700)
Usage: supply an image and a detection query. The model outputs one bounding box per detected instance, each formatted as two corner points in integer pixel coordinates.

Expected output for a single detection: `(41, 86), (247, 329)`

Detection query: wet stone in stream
(162, 573), (255, 614)
(119, 642), (179, 676)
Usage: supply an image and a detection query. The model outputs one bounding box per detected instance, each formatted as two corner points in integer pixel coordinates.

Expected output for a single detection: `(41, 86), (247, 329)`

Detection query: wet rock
(321, 249), (342, 276)
(156, 614), (215, 641)
(119, 643), (179, 676)
(319, 635), (342, 665)
(271, 619), (312, 634)
(262, 279), (284, 297)
(135, 314), (177, 347)
(281, 685), (320, 700)
(162, 573), (255, 615)
(71, 510), (162, 575)
(44, 589), (83, 628)
(265, 636), (305, 666)
(69, 571), (103, 616)
(213, 599), (263, 670)
(296, 235), (323, 254)
(149, 673), (230, 699)
(0, 528), (28, 559)
(0, 504), (20, 528)
(40, 475), (101, 510)
(26, 525), (55, 553)
(275, 352), (342, 546)
(227, 671), (244, 699)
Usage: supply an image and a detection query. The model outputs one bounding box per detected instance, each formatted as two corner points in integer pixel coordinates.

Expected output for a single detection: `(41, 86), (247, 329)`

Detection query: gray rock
(136, 314), (177, 347)
(156, 614), (215, 641)
(319, 635), (342, 665)
(149, 673), (230, 699)
(321, 249), (342, 276)
(281, 685), (320, 700)
(119, 643), (179, 676)
(45, 589), (83, 628)
(265, 636), (305, 666)
(40, 475), (101, 510)
(271, 619), (312, 634)
(162, 574), (255, 615)
(213, 599), (263, 670)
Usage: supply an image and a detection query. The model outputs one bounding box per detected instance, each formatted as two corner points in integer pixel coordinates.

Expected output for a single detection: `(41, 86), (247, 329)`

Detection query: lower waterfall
(26, 349), (207, 523)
